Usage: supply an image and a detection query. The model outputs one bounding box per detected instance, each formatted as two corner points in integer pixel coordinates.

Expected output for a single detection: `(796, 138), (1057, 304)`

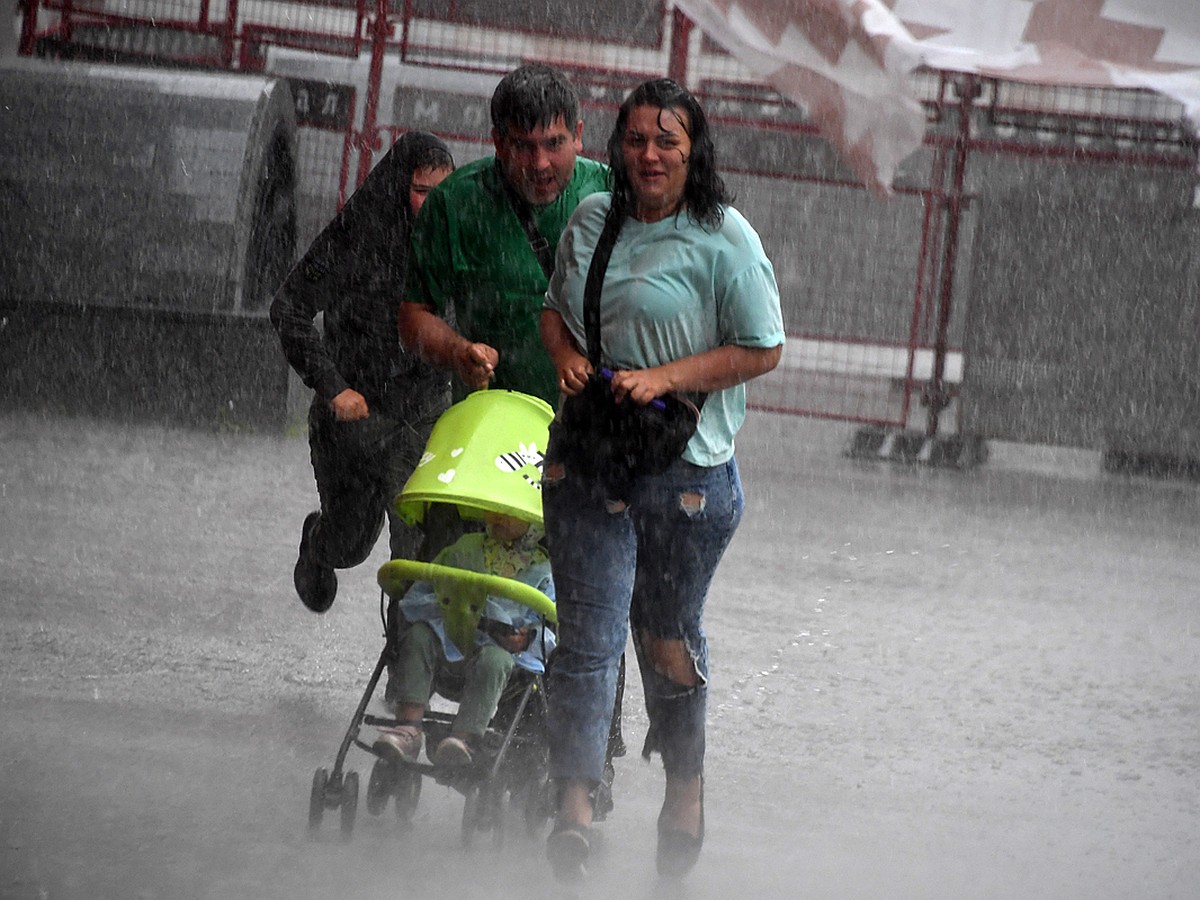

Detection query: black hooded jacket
(270, 132), (452, 419)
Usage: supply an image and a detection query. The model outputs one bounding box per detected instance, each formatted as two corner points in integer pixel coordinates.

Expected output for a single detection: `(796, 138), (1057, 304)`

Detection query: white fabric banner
(674, 0), (1200, 193)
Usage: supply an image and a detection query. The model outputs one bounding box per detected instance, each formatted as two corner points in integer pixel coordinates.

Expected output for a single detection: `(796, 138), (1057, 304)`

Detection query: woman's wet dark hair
(490, 63), (580, 137)
(606, 78), (729, 229)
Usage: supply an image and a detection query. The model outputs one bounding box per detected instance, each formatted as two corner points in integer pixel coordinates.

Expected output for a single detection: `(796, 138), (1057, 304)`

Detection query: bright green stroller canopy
(393, 389), (553, 528)
(380, 389), (555, 654)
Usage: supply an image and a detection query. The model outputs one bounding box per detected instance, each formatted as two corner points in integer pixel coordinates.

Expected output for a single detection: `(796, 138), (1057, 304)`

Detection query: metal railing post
(18, 0), (38, 56)
(222, 0), (239, 68)
(925, 74), (977, 437)
(356, 0), (391, 189)
(667, 6), (692, 83)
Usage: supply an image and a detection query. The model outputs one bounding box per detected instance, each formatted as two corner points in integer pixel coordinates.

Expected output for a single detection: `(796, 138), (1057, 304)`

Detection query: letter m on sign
(413, 99), (441, 124)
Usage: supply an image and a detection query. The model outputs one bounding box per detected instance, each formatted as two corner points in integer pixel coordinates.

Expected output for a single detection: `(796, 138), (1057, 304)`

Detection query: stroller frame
(307, 591), (556, 847)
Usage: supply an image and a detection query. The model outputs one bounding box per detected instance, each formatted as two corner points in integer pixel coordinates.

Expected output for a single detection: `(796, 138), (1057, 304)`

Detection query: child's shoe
(432, 734), (473, 768)
(373, 724), (423, 763)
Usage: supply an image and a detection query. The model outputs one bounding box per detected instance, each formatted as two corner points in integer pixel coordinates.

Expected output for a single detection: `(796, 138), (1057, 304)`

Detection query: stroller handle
(377, 558), (557, 626)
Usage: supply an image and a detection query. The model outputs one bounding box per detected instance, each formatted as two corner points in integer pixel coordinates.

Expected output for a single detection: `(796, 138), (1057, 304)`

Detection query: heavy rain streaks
(4, 2), (1200, 896)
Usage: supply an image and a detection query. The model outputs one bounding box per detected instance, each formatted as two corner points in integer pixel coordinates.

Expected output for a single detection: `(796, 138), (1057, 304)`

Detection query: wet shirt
(406, 155), (609, 405)
(545, 192), (785, 467)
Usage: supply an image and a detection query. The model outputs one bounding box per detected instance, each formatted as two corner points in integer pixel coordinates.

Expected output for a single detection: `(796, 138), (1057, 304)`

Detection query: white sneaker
(373, 725), (423, 763)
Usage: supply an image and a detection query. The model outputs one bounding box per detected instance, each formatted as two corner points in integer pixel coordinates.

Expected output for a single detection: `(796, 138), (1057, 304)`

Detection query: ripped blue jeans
(544, 456), (744, 784)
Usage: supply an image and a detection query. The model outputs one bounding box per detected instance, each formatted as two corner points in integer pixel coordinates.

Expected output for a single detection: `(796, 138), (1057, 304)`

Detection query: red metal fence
(18, 0), (1199, 453)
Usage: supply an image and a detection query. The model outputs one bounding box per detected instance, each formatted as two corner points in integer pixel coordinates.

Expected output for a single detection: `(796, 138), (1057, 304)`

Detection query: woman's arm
(609, 343), (782, 406)
(539, 309), (593, 396)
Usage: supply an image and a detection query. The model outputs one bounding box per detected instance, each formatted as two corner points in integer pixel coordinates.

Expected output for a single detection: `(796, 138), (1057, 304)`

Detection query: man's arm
(270, 268), (371, 422)
(401, 182), (500, 392)
(398, 301), (498, 391)
(269, 258), (362, 416)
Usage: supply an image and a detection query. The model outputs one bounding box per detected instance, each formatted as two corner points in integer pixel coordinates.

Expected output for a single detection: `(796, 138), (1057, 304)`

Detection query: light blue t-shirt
(544, 192), (784, 466)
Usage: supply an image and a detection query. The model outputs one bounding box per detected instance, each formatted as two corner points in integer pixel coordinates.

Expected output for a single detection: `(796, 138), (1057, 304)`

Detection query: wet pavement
(1, 408), (1197, 899)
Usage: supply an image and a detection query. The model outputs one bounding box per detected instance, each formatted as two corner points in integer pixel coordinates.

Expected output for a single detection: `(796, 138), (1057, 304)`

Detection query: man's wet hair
(490, 63), (580, 136)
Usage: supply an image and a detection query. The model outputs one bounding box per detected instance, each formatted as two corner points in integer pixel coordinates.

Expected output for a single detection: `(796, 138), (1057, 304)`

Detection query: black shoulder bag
(503, 168), (557, 280)
(549, 211), (703, 498)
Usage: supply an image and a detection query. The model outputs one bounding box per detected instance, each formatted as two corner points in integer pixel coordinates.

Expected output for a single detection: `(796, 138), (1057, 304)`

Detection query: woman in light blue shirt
(540, 78), (784, 883)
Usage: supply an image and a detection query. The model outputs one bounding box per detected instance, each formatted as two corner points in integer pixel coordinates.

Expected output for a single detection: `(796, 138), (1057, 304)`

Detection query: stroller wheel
(308, 767), (328, 834)
(366, 758), (393, 816)
(460, 785), (480, 849)
(339, 771), (359, 840)
(523, 772), (553, 837)
(593, 760), (616, 822)
(461, 782), (505, 850)
(487, 782), (507, 850)
(395, 766), (422, 823)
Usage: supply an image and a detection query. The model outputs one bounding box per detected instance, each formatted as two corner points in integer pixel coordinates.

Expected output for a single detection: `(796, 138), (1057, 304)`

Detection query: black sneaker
(293, 511), (337, 613)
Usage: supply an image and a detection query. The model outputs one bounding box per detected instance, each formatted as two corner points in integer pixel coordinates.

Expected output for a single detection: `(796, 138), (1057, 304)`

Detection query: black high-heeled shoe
(656, 777), (704, 878)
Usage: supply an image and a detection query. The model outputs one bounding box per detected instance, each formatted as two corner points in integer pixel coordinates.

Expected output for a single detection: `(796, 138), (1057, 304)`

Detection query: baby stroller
(307, 389), (561, 847)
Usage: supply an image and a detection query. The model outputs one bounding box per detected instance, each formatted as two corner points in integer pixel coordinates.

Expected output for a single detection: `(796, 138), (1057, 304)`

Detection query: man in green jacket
(400, 63), (608, 405)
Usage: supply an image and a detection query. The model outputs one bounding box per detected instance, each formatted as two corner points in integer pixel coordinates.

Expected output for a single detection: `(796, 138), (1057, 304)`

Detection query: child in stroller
(373, 508), (555, 770)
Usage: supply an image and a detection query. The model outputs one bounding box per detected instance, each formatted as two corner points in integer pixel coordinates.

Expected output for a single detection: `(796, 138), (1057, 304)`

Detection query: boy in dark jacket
(270, 132), (454, 612)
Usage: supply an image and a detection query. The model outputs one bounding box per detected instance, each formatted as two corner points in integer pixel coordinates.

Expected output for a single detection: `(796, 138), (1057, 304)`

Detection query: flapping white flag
(674, 0), (1200, 194)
